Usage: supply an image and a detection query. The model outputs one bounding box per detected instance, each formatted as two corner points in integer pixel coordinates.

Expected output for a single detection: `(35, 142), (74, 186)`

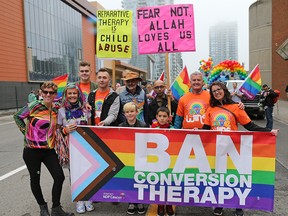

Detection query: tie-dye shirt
(13, 100), (58, 149)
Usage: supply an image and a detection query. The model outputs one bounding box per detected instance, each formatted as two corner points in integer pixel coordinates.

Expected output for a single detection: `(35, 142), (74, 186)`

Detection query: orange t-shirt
(94, 90), (109, 125)
(204, 104), (251, 131)
(79, 82), (90, 101)
(176, 91), (210, 129)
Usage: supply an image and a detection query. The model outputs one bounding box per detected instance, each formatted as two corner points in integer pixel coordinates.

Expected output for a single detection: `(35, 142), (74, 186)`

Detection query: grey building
(209, 22), (238, 66)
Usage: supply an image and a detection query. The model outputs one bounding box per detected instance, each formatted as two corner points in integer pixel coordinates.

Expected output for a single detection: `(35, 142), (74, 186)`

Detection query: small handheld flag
(158, 71), (165, 81)
(239, 64), (261, 100)
(170, 66), (190, 101)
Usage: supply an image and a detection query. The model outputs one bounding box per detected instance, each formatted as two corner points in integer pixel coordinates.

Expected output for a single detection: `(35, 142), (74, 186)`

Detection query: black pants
(23, 148), (65, 207)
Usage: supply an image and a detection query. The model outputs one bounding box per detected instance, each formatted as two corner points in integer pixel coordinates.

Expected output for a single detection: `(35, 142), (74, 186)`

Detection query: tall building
(122, 0), (183, 83)
(209, 22), (238, 66)
(249, 0), (288, 99)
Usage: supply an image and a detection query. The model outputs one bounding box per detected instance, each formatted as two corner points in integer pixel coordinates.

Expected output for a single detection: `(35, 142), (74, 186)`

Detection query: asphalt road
(0, 115), (287, 216)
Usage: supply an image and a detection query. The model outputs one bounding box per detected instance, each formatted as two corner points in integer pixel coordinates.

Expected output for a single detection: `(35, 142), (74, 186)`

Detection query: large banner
(96, 10), (133, 59)
(70, 127), (276, 212)
(137, 4), (195, 54)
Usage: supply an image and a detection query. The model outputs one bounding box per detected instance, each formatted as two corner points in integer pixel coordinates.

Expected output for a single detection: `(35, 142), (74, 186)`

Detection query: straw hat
(121, 71), (142, 81)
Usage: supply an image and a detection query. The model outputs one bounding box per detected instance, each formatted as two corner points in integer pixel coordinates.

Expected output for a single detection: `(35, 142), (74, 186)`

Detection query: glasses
(80, 70), (90, 73)
(42, 90), (56, 95)
(154, 85), (165, 90)
(212, 88), (223, 94)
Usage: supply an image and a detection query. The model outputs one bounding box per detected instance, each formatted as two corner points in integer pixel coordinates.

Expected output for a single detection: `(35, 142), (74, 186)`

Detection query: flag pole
(112, 60), (116, 89)
(165, 53), (171, 114)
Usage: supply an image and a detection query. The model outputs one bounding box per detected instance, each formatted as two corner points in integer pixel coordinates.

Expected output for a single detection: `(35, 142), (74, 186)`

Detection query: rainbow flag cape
(239, 64), (261, 100)
(170, 66), (190, 100)
(52, 74), (68, 99)
(158, 71), (165, 81)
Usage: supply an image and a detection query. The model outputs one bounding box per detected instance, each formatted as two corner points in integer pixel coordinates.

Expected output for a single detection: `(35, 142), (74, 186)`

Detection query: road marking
(0, 121), (14, 126)
(145, 204), (176, 216)
(0, 165), (27, 181)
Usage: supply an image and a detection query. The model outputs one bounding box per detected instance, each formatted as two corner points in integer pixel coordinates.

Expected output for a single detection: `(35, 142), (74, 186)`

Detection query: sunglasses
(80, 70), (90, 73)
(42, 90), (56, 95)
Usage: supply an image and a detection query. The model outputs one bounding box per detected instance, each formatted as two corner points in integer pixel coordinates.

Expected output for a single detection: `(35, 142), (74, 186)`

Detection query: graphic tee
(204, 104), (251, 131)
(94, 90), (109, 125)
(79, 82), (90, 101)
(176, 91), (210, 129)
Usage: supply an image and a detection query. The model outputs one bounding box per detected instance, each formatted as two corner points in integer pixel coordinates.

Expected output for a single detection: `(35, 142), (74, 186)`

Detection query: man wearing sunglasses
(148, 80), (178, 125)
(77, 61), (97, 100)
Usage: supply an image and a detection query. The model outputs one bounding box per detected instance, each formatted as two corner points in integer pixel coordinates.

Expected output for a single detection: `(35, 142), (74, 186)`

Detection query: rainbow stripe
(70, 127), (276, 211)
(170, 66), (190, 100)
(52, 74), (68, 99)
(239, 65), (262, 100)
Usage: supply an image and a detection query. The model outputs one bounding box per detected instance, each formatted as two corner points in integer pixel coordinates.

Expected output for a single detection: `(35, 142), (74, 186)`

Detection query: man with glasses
(148, 80), (178, 125)
(77, 61), (97, 99)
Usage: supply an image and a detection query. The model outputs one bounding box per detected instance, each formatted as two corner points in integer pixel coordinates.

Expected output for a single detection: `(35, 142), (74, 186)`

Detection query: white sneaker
(84, 201), (94, 212)
(76, 201), (85, 214)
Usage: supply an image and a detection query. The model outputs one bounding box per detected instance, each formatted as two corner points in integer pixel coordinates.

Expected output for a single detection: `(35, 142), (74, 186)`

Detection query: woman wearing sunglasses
(202, 81), (278, 216)
(14, 81), (73, 216)
(57, 83), (94, 214)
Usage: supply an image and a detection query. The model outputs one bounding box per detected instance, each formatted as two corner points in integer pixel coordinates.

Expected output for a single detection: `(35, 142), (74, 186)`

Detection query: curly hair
(209, 81), (235, 107)
(41, 81), (58, 92)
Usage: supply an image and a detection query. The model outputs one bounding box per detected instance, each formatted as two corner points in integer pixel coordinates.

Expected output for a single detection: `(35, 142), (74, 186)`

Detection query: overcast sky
(90, 0), (257, 72)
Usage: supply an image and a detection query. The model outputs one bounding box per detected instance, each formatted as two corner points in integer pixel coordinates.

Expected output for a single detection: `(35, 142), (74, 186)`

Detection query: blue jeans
(264, 106), (273, 130)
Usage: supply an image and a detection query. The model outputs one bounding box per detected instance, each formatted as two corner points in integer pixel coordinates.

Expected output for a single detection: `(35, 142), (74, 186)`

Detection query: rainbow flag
(239, 64), (261, 100)
(70, 127), (276, 211)
(52, 74), (68, 99)
(170, 66), (190, 100)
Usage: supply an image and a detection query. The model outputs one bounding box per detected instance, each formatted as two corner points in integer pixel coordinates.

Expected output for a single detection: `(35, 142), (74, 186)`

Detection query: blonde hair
(123, 102), (138, 112)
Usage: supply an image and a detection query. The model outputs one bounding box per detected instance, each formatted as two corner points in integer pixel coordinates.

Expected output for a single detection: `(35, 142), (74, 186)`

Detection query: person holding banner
(202, 81), (278, 216)
(13, 81), (74, 216)
(56, 83), (94, 214)
(119, 102), (147, 215)
(151, 106), (175, 216)
(174, 71), (210, 129)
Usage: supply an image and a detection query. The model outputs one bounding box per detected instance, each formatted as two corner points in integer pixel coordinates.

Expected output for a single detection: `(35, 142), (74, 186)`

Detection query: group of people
(14, 61), (278, 216)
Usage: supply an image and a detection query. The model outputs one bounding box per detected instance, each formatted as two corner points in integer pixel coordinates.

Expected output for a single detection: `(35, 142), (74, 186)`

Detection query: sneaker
(235, 208), (244, 216)
(214, 207), (223, 216)
(166, 205), (174, 216)
(84, 201), (94, 212)
(127, 203), (136, 215)
(76, 201), (85, 214)
(157, 205), (165, 216)
(137, 203), (145, 214)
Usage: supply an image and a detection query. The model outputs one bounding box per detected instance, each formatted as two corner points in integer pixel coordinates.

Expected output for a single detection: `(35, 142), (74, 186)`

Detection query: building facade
(249, 0), (288, 99)
(0, 0), (97, 109)
(209, 22), (238, 66)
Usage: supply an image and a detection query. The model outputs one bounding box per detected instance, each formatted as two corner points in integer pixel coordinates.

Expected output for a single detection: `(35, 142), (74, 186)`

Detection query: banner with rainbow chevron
(70, 127), (276, 211)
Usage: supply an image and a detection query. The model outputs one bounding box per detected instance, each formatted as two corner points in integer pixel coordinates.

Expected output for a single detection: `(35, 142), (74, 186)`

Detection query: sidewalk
(273, 99), (288, 124)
